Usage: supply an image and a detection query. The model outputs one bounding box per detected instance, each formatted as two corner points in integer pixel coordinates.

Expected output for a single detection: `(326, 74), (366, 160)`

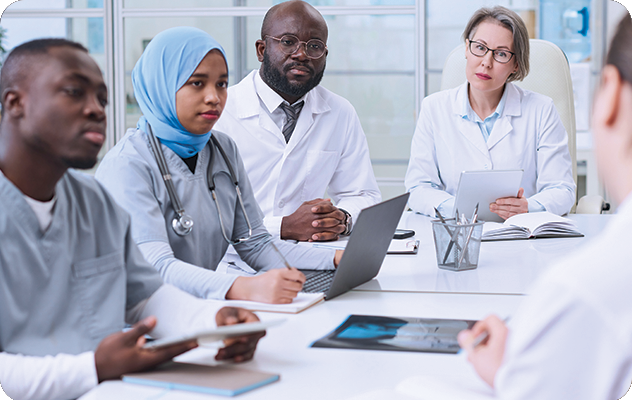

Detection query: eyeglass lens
(469, 41), (513, 63)
(274, 35), (326, 59)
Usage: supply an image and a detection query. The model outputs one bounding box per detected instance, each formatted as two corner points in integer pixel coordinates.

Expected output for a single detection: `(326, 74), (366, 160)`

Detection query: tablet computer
(144, 319), (285, 350)
(454, 170), (523, 222)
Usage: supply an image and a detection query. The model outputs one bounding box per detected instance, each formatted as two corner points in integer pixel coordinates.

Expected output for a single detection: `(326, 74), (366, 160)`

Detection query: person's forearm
(139, 241), (237, 299)
(235, 225), (335, 271)
(0, 351), (97, 400)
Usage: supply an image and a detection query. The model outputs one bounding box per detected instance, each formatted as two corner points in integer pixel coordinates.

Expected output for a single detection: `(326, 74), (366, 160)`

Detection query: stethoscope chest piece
(172, 213), (194, 236)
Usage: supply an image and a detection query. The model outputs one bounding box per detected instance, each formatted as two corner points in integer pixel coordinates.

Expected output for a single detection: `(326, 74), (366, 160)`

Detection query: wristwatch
(340, 208), (352, 236)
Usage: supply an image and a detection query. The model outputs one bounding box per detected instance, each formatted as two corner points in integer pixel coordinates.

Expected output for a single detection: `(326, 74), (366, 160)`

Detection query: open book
(482, 212), (584, 241)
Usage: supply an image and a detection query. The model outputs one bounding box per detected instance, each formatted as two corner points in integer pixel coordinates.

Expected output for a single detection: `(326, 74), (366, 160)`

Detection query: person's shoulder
(209, 130), (239, 158)
(311, 85), (355, 110)
(97, 129), (152, 175)
(64, 169), (118, 205)
(510, 83), (555, 109)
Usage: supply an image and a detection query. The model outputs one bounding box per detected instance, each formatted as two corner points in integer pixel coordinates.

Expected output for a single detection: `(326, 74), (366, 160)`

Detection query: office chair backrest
(439, 39), (578, 203)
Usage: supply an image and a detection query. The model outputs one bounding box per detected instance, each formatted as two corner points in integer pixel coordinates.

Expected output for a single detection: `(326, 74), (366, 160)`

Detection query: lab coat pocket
(72, 251), (126, 340)
(302, 150), (338, 200)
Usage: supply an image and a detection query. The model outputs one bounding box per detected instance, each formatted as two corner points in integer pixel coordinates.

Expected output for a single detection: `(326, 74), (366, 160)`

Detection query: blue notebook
(122, 362), (279, 396)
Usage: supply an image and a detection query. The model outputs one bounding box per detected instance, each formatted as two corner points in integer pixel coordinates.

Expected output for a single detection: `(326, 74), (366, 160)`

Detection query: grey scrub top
(0, 170), (163, 357)
(95, 129), (334, 298)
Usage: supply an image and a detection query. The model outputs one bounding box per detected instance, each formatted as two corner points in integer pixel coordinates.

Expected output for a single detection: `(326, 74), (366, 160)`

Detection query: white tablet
(454, 170), (524, 222)
(144, 319), (285, 350)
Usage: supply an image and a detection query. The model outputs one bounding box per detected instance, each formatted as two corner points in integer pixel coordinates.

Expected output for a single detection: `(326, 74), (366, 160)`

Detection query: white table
(80, 213), (613, 400)
(79, 290), (523, 400)
(355, 213), (612, 295)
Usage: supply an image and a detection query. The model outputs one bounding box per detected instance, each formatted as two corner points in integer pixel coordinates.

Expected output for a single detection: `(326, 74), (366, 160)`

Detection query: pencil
(269, 242), (293, 270)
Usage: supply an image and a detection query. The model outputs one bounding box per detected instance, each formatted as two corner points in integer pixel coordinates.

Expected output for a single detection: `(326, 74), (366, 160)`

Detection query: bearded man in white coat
(214, 0), (381, 244)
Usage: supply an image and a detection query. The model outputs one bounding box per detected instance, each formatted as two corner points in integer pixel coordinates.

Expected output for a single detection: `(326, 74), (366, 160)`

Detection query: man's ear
(2, 88), (25, 119)
(255, 39), (266, 63)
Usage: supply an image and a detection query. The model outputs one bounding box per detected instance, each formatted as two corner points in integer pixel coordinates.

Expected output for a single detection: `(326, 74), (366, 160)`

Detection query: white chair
(440, 39), (604, 214)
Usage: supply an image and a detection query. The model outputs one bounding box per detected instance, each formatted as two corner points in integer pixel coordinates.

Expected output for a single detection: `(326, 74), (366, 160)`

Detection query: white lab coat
(494, 196), (632, 399)
(405, 82), (576, 217)
(214, 70), (381, 236)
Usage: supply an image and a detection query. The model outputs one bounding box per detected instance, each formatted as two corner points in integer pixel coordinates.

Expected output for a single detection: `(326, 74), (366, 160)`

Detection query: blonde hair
(462, 6), (530, 82)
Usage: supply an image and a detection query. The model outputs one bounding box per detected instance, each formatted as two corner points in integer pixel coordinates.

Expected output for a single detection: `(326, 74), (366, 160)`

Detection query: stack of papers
(482, 212), (583, 241)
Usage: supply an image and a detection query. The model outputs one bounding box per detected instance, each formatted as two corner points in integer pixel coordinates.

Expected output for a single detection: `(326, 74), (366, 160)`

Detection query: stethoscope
(147, 123), (252, 244)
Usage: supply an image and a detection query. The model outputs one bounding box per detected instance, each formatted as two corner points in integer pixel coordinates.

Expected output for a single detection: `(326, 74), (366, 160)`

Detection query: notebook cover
(122, 362), (279, 396)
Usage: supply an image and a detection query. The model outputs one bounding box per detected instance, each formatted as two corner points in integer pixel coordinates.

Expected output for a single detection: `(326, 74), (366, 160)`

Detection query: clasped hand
(281, 198), (346, 241)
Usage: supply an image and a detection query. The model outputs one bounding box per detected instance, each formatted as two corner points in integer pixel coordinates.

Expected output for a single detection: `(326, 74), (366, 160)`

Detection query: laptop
(453, 170), (523, 222)
(300, 193), (409, 300)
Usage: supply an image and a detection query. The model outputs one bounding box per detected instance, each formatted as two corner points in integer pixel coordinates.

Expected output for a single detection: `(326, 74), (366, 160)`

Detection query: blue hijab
(132, 27), (227, 158)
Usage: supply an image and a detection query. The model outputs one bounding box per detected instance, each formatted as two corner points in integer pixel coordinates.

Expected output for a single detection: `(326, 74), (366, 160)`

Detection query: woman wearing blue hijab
(96, 27), (339, 304)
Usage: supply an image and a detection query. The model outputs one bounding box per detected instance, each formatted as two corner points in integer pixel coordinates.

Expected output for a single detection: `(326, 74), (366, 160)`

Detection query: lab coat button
(278, 200), (285, 208)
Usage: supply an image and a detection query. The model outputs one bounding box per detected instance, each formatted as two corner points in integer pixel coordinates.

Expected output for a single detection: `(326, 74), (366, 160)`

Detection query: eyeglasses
(468, 40), (515, 64)
(265, 35), (327, 59)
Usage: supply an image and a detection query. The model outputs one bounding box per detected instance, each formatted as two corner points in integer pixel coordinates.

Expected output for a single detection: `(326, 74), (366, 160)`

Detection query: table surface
(80, 213), (613, 400)
(80, 291), (523, 400)
(356, 213), (612, 295)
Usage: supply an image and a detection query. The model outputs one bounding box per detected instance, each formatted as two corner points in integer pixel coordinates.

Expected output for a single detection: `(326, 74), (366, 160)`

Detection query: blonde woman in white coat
(405, 6), (575, 220)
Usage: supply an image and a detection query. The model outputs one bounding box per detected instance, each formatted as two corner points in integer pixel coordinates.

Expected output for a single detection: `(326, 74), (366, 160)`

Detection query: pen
(471, 316), (510, 348)
(269, 242), (293, 270)
(457, 203), (479, 266)
(435, 207), (461, 263)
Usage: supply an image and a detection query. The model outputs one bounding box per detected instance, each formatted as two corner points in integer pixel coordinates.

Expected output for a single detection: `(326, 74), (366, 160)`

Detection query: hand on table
(95, 316), (197, 382)
(457, 315), (509, 388)
(490, 188), (528, 220)
(227, 268), (306, 304)
(215, 307), (266, 363)
(281, 198), (346, 241)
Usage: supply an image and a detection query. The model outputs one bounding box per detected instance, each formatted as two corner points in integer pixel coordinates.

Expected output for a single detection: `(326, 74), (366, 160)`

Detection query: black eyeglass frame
(264, 34), (328, 60)
(467, 39), (516, 64)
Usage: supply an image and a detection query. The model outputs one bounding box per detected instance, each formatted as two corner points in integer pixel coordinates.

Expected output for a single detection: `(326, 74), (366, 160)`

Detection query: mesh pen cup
(431, 219), (484, 271)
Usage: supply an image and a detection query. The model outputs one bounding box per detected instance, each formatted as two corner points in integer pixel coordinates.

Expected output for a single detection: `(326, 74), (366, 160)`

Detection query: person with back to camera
(96, 27), (342, 305)
(457, 15), (632, 399)
(405, 6), (575, 220)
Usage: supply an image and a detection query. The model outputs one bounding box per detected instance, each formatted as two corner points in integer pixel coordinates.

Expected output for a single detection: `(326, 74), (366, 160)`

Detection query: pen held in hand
(269, 242), (293, 270)
(471, 316), (510, 349)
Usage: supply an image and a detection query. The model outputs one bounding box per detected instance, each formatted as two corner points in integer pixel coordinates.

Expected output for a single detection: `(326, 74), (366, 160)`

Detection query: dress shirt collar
(461, 83), (508, 122)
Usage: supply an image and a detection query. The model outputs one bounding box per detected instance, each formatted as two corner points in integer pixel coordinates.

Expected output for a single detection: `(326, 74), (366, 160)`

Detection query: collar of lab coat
(233, 70), (331, 119)
(453, 81), (523, 155)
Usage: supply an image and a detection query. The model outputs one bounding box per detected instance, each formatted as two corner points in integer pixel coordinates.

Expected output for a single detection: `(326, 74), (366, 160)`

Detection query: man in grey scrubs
(0, 38), (264, 400)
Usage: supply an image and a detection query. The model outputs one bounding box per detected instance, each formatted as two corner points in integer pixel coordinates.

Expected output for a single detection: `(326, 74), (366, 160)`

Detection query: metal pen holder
(431, 218), (484, 271)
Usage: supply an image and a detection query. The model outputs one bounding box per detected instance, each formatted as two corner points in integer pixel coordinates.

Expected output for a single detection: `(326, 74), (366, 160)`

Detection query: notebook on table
(300, 193), (409, 300)
(123, 362), (279, 396)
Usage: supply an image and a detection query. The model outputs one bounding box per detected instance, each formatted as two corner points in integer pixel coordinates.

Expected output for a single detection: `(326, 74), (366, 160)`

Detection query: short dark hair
(606, 15), (632, 86)
(0, 38), (88, 112)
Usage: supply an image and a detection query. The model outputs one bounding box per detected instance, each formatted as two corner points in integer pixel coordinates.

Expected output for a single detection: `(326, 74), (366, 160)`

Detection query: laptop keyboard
(300, 270), (336, 293)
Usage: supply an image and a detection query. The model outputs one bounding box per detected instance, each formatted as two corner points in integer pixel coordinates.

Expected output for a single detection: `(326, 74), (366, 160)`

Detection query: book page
(503, 211), (571, 232)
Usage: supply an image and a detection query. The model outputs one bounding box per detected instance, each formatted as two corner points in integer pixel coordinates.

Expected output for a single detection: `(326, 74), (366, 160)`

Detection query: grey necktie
(279, 101), (304, 143)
